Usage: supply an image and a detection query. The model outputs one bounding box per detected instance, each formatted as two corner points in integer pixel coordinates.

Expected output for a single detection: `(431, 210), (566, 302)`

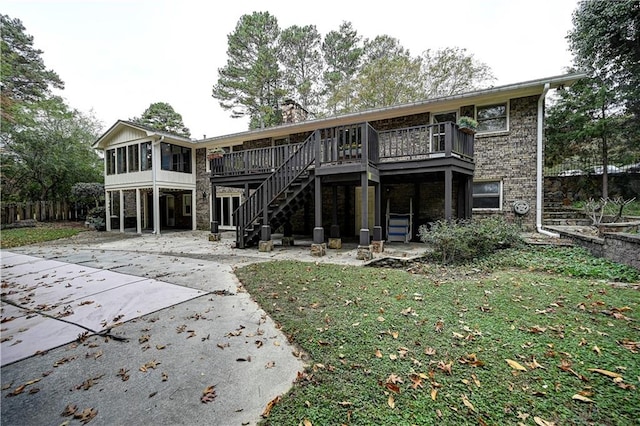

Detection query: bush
(418, 216), (523, 264)
(86, 206), (106, 231)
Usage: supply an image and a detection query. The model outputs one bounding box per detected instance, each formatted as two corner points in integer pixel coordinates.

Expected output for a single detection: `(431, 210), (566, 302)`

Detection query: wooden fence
(1, 200), (89, 226)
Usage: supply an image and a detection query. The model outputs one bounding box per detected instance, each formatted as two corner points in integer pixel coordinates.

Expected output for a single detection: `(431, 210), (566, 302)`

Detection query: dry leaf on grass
(461, 394), (476, 412)
(587, 368), (622, 379)
(534, 416), (555, 426)
(387, 395), (395, 409)
(262, 395), (281, 418)
(505, 359), (527, 371)
(572, 394), (594, 403)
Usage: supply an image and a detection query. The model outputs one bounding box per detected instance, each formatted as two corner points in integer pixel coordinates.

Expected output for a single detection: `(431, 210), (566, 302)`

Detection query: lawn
(236, 246), (640, 425)
(0, 223), (85, 248)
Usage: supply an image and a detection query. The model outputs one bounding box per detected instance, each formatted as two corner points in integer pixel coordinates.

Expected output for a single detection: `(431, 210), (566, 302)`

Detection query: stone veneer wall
(473, 95), (539, 230)
(195, 148), (210, 230)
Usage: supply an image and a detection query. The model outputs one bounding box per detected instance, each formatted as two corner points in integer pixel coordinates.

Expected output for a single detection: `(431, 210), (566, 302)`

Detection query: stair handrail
(234, 130), (318, 246)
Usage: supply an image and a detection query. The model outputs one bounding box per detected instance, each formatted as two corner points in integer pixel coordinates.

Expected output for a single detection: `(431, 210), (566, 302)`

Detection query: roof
(198, 72), (586, 147)
(92, 120), (194, 150)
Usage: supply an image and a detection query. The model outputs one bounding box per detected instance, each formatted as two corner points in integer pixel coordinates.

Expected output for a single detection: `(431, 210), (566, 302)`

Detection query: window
(140, 142), (152, 171)
(127, 144), (139, 172)
(473, 181), (502, 209)
(106, 149), (116, 175)
(161, 142), (192, 173)
(116, 147), (127, 174)
(182, 194), (192, 216)
(476, 103), (507, 133)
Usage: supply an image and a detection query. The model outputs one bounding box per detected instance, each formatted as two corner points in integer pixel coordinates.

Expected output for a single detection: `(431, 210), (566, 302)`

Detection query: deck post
(372, 182), (384, 253)
(328, 185), (341, 249)
(259, 185), (272, 251)
(466, 176), (473, 219)
(359, 172), (370, 245)
(445, 169), (453, 221)
(311, 175), (326, 256)
(210, 184), (219, 233)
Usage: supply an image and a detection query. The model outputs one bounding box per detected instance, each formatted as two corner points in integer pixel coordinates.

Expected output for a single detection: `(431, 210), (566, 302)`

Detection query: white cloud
(3, 0), (578, 139)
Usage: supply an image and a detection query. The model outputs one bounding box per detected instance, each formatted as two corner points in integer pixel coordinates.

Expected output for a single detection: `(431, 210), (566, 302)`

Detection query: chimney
(281, 99), (308, 124)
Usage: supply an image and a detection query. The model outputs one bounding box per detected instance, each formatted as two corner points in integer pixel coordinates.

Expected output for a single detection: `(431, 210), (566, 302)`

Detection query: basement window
(473, 180), (502, 210)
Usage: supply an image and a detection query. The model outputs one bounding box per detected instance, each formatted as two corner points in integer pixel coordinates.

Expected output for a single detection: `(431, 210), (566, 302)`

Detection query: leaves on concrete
(200, 385), (217, 403)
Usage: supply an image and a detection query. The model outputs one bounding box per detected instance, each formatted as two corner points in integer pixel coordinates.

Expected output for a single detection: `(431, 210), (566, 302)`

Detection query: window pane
(473, 197), (500, 209)
(117, 147), (127, 174)
(473, 182), (499, 195)
(141, 142), (152, 171)
(128, 145), (139, 172)
(106, 149), (116, 175)
(478, 118), (507, 132)
(477, 105), (505, 120)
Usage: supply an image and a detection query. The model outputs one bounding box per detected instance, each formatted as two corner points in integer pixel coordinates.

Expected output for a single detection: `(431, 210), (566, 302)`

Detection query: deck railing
(210, 122), (472, 177)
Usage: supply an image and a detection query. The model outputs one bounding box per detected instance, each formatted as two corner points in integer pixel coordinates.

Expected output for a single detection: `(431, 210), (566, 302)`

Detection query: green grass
(572, 200), (640, 217)
(0, 225), (85, 248)
(236, 247), (640, 425)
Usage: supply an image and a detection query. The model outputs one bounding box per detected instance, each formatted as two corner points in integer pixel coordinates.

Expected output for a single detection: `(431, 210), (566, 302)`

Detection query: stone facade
(195, 148), (210, 230)
(545, 175), (640, 205)
(474, 95), (539, 230)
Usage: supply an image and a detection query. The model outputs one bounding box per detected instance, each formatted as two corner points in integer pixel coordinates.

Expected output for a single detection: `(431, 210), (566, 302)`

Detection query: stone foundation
(328, 238), (342, 249)
(282, 236), (295, 246)
(372, 240), (384, 253)
(208, 233), (221, 242)
(310, 243), (326, 257)
(357, 245), (373, 261)
(259, 240), (274, 252)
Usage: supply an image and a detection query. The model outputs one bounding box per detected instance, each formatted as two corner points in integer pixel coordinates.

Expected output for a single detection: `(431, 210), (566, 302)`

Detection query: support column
(311, 175), (326, 256)
(372, 183), (384, 253)
(357, 172), (372, 260)
(259, 185), (273, 252)
(153, 186), (160, 235)
(105, 190), (111, 232)
(444, 169), (453, 221)
(209, 184), (221, 241)
(119, 189), (125, 233)
(136, 188), (142, 234)
(466, 176), (473, 219)
(192, 188), (197, 231)
(328, 185), (341, 249)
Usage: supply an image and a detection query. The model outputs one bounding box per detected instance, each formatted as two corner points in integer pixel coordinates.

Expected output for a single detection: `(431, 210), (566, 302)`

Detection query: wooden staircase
(234, 131), (318, 248)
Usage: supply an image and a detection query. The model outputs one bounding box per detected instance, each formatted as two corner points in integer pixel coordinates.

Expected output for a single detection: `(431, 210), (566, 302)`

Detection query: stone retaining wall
(551, 228), (640, 270)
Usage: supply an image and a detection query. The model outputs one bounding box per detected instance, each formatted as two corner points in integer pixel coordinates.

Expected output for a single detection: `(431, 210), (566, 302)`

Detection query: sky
(4, 0), (580, 140)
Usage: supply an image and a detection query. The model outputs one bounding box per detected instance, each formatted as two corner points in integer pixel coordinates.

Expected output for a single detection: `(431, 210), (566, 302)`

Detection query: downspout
(536, 83), (559, 238)
(152, 136), (164, 234)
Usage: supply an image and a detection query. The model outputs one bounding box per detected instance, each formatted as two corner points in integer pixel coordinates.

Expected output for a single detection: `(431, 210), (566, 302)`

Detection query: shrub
(86, 206), (106, 231)
(418, 216), (523, 264)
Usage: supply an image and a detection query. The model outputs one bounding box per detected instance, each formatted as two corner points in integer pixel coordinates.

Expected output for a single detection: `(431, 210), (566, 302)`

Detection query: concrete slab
(1, 309), (87, 366)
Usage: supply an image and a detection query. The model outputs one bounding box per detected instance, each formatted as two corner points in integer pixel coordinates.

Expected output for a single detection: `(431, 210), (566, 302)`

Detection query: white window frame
(472, 180), (503, 211)
(475, 102), (509, 135)
(182, 193), (192, 216)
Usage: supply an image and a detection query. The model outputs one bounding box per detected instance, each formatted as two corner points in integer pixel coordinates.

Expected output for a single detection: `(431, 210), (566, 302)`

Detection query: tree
(545, 77), (626, 198)
(131, 102), (191, 138)
(568, 1), (640, 121)
(347, 36), (423, 111)
(321, 21), (363, 115)
(212, 11), (284, 129)
(277, 24), (323, 116)
(420, 47), (495, 98)
(71, 182), (104, 208)
(1, 97), (104, 201)
(0, 14), (64, 124)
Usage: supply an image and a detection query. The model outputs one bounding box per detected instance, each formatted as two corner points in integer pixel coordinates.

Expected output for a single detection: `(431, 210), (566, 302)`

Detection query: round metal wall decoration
(513, 200), (530, 215)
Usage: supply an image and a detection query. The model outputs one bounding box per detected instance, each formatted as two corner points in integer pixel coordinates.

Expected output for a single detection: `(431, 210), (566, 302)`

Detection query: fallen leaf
(74, 407), (98, 424)
(303, 419), (312, 426)
(588, 368), (622, 379)
(534, 416), (555, 426)
(262, 395), (281, 418)
(374, 349), (383, 358)
(430, 388), (438, 400)
(506, 359), (527, 371)
(572, 394), (594, 403)
(434, 319), (444, 333)
(201, 385), (217, 403)
(424, 347), (436, 356)
(61, 404), (78, 417)
(461, 394), (476, 412)
(592, 345), (601, 355)
(265, 361), (276, 369)
(162, 372), (168, 382)
(387, 395), (395, 409)
(527, 357), (545, 370)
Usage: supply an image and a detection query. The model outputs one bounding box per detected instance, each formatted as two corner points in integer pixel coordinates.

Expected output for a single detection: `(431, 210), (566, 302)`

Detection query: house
(93, 73), (584, 256)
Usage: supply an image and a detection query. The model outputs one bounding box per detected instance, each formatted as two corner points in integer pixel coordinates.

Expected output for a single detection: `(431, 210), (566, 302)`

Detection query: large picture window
(116, 147), (127, 174)
(127, 144), (139, 172)
(140, 142), (152, 171)
(106, 149), (116, 175)
(476, 103), (507, 133)
(161, 142), (191, 173)
(473, 180), (502, 209)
